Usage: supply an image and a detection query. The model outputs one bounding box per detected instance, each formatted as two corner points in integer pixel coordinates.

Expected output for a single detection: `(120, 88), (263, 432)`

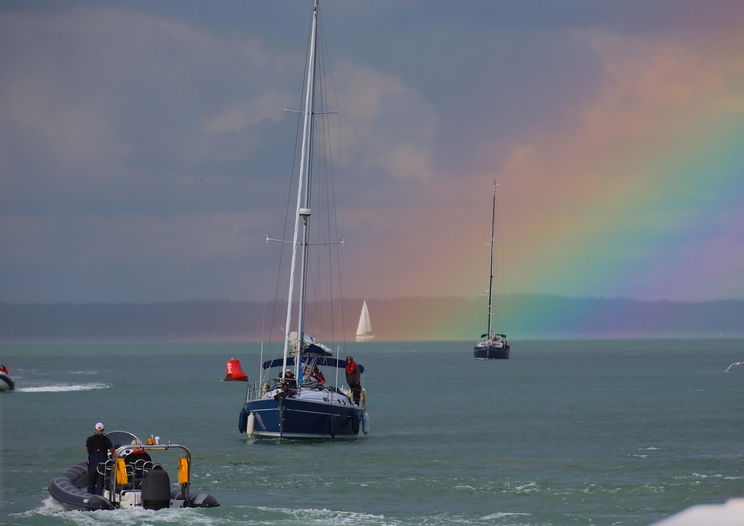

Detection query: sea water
(1, 339), (743, 526)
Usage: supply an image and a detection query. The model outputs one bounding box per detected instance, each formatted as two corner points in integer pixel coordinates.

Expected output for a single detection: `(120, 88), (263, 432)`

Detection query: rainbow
(344, 16), (744, 339)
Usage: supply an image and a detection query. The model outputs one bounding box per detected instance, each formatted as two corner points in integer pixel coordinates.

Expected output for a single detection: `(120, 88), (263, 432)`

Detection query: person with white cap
(85, 422), (115, 495)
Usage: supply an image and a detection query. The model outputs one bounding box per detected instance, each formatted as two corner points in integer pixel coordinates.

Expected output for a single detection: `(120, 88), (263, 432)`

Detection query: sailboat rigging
(473, 181), (510, 359)
(238, 0), (368, 438)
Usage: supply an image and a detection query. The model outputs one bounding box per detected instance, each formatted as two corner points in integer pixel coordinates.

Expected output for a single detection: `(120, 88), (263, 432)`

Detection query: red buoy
(224, 358), (248, 381)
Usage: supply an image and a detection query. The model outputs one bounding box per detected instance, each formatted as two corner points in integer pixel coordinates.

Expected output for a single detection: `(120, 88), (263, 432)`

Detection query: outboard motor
(141, 469), (171, 510)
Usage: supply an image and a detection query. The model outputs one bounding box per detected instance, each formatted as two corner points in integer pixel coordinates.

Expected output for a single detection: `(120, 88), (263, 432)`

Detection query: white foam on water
(689, 472), (720, 479)
(256, 506), (393, 525)
(14, 496), (67, 516)
(454, 483), (477, 491)
(16, 497), (220, 526)
(241, 506), (537, 526)
(687, 472), (744, 481)
(17, 382), (110, 393)
(514, 481), (539, 494)
(480, 511), (532, 520)
(641, 483), (665, 494)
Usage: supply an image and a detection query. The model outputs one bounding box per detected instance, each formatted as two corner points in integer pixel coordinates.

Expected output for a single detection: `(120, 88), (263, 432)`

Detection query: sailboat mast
(295, 0), (319, 379)
(282, 0), (319, 377)
(486, 180), (496, 338)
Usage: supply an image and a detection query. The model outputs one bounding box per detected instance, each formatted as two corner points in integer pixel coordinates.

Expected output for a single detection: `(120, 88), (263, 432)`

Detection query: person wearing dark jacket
(85, 422), (115, 495)
(345, 356), (362, 405)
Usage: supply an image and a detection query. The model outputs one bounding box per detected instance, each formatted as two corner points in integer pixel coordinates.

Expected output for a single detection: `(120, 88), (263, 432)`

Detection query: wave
(254, 506), (393, 525)
(18, 382), (110, 393)
(20, 503), (397, 526)
(16, 497), (220, 526)
(480, 511), (532, 520)
(16, 496), (66, 516)
(688, 472), (744, 481)
(249, 506), (536, 526)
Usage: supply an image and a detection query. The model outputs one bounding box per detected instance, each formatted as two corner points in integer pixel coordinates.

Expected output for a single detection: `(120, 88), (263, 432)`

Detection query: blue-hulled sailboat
(473, 182), (511, 359)
(238, 0), (368, 439)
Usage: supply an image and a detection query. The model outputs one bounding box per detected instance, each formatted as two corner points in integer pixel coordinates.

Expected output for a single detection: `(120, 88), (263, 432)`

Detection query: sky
(1, 0), (743, 304)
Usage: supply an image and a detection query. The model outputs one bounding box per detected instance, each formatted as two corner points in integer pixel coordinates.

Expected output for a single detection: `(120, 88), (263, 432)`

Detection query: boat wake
(17, 496), (219, 525)
(252, 506), (536, 526)
(254, 506), (390, 524)
(19, 496), (66, 515)
(17, 382), (110, 393)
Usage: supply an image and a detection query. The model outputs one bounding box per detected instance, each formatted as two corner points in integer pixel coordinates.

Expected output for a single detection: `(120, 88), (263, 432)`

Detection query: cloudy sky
(1, 0), (743, 303)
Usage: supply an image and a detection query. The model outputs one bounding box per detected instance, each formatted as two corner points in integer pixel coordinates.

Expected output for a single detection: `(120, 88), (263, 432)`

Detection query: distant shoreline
(2, 296), (743, 341)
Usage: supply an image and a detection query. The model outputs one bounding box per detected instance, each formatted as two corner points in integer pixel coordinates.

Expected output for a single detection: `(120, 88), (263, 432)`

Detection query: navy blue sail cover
(262, 356), (364, 374)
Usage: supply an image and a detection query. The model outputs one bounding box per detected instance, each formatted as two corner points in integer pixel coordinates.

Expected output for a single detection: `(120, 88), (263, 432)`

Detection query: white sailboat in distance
(355, 300), (375, 342)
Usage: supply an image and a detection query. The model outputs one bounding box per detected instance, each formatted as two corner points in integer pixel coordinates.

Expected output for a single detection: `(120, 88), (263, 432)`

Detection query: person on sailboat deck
(0, 365), (8, 374)
(302, 366), (318, 389)
(345, 356), (362, 405)
(311, 364), (326, 386)
(280, 369), (297, 389)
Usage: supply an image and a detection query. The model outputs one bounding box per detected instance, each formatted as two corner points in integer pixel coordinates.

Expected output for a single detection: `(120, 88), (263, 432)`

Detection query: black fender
(238, 407), (248, 433)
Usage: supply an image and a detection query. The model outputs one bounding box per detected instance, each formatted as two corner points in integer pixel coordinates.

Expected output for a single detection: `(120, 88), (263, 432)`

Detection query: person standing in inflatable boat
(85, 422), (115, 495)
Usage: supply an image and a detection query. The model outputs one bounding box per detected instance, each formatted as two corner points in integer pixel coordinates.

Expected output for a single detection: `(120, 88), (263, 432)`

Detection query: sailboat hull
(243, 398), (364, 438)
(473, 344), (510, 360)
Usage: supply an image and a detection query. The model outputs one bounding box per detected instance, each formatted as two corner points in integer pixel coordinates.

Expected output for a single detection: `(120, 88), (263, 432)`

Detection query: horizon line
(2, 294), (743, 305)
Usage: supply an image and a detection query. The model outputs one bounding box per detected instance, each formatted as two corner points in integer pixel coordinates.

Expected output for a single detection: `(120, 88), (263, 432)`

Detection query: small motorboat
(0, 370), (14, 392)
(48, 430), (219, 511)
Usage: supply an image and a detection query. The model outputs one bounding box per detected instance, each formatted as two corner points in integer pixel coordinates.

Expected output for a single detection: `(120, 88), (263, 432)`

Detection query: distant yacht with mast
(473, 181), (510, 360)
(355, 300), (374, 342)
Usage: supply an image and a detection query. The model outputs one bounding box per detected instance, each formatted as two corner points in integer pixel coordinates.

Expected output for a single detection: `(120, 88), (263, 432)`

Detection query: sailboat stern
(243, 397), (364, 439)
(473, 334), (511, 359)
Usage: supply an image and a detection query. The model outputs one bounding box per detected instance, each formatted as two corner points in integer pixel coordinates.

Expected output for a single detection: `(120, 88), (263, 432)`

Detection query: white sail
(355, 300), (374, 342)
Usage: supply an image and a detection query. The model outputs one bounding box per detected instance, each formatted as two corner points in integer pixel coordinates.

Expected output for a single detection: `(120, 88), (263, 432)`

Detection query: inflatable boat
(0, 372), (14, 392)
(48, 431), (219, 511)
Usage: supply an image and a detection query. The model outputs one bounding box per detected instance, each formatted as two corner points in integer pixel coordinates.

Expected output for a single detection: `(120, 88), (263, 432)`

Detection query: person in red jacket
(345, 356), (362, 405)
(311, 364), (326, 386)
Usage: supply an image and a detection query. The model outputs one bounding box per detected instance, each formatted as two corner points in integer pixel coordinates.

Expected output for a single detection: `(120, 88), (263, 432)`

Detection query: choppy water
(1, 339), (743, 525)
